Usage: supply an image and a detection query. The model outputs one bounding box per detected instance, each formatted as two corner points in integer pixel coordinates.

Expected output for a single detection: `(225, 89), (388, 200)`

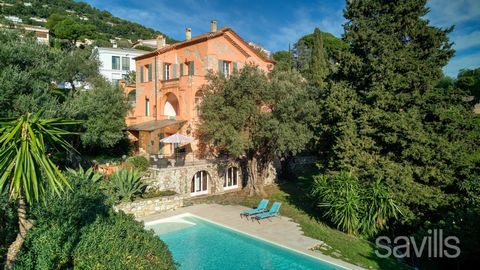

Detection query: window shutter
(173, 64), (178, 78)
(139, 66), (144, 83)
(180, 63), (184, 76)
(189, 61), (195, 76)
(162, 64), (166, 80)
(148, 64), (152, 81)
(218, 60), (223, 74)
(233, 62), (238, 73)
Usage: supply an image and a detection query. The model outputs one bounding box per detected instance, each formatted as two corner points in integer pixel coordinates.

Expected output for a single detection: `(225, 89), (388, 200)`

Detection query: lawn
(188, 169), (409, 270)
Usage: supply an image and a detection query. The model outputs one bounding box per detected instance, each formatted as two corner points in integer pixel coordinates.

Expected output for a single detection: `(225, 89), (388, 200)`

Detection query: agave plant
(107, 168), (146, 202)
(66, 166), (103, 183)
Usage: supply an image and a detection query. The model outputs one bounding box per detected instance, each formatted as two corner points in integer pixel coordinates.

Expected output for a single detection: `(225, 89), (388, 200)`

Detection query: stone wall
(114, 194), (185, 218)
(144, 159), (277, 197)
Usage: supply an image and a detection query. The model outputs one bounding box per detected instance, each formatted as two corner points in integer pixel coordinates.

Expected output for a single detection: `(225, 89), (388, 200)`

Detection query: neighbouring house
(3, 15), (22, 24)
(126, 20), (274, 156)
(21, 24), (49, 44)
(92, 47), (149, 84)
(132, 39), (157, 50)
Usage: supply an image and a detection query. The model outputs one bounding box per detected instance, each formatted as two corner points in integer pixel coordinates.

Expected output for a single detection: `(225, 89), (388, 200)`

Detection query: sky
(82, 0), (480, 77)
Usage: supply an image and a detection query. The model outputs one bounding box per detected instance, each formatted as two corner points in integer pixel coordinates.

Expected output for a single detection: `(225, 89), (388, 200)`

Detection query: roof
(94, 47), (149, 55)
(134, 27), (275, 64)
(126, 119), (186, 131)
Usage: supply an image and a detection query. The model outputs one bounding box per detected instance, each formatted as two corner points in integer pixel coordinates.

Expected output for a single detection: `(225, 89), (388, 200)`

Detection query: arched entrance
(163, 93), (179, 118)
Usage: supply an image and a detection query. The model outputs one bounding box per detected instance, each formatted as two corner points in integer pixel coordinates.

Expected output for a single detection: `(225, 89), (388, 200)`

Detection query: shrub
(73, 212), (176, 270)
(105, 168), (146, 203)
(126, 156), (149, 172)
(142, 189), (177, 199)
(0, 191), (17, 267)
(311, 171), (400, 237)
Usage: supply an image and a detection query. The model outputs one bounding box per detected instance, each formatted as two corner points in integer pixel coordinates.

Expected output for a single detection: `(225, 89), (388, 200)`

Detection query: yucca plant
(106, 168), (146, 202)
(0, 112), (78, 269)
(360, 178), (401, 237)
(312, 171), (363, 235)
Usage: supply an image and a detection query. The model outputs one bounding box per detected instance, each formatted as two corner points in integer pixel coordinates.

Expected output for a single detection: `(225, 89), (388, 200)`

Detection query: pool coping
(144, 212), (362, 270)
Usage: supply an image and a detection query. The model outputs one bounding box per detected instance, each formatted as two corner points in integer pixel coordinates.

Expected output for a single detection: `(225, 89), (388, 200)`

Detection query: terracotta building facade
(125, 21), (275, 158)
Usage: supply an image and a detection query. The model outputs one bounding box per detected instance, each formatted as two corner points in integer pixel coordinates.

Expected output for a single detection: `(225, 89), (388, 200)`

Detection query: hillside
(0, 0), (176, 44)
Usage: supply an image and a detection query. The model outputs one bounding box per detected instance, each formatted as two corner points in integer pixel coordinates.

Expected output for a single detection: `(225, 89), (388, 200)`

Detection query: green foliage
(199, 65), (314, 191)
(309, 28), (328, 88)
(56, 48), (100, 91)
(134, 45), (156, 52)
(105, 168), (146, 202)
(73, 212), (175, 270)
(0, 191), (17, 266)
(0, 112), (77, 203)
(311, 172), (400, 237)
(456, 68), (480, 100)
(142, 189), (177, 199)
(71, 81), (128, 148)
(272, 50), (292, 72)
(0, 0), (174, 42)
(16, 167), (175, 270)
(46, 14), (96, 45)
(126, 156), (149, 172)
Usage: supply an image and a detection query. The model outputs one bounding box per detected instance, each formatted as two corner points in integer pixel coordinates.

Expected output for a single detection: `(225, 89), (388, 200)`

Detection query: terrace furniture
(252, 202), (281, 223)
(240, 199), (269, 219)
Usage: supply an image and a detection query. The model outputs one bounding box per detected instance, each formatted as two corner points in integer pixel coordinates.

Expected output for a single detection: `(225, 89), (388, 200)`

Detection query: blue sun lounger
(240, 199), (269, 218)
(252, 202), (281, 223)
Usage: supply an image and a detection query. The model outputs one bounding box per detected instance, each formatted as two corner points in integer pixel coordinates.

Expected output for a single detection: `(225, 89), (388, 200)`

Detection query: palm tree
(0, 112), (78, 269)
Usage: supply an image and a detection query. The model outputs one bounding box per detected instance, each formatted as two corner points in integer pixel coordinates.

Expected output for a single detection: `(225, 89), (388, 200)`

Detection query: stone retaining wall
(114, 194), (185, 218)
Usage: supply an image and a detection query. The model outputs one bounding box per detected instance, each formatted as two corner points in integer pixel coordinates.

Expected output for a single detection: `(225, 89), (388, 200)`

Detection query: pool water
(145, 215), (346, 270)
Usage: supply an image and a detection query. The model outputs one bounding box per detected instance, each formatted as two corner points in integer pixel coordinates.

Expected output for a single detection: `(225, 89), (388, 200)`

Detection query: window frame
(121, 57), (130, 71)
(111, 56), (120, 70)
(164, 63), (171, 80)
(224, 167), (238, 190)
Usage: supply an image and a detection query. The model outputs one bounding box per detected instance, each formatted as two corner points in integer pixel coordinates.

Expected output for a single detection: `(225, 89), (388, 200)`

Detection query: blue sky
(83, 0), (479, 77)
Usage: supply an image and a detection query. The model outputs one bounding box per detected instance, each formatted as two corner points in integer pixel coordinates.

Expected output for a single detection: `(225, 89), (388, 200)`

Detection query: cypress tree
(321, 0), (479, 231)
(309, 27), (328, 87)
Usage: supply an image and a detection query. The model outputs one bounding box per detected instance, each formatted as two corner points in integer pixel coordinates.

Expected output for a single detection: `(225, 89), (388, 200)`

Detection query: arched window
(224, 167), (238, 190)
(191, 171), (209, 195)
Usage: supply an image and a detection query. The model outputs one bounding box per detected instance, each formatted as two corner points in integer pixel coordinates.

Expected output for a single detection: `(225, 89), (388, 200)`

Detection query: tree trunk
(5, 193), (32, 270)
(247, 156), (266, 197)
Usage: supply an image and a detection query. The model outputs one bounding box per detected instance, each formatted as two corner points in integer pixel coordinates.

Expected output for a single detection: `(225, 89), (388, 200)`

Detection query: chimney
(210, 20), (217, 32)
(185, 28), (192, 41)
(156, 35), (166, 49)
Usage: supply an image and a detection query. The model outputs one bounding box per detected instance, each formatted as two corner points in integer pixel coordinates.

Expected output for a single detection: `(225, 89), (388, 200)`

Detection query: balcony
(160, 78), (180, 89)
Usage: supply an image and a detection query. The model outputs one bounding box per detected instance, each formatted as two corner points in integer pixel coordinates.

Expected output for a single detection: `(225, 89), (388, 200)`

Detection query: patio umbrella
(160, 133), (194, 144)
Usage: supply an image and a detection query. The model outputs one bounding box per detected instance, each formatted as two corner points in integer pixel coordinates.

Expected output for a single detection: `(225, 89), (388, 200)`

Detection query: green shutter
(173, 64), (178, 78)
(233, 62), (238, 73)
(218, 60), (223, 75)
(162, 64), (166, 80)
(147, 64), (152, 81)
(139, 66), (144, 83)
(189, 61), (195, 76)
(180, 63), (184, 76)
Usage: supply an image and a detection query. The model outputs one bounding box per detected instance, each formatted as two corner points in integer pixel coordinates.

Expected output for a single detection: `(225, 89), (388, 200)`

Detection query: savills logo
(375, 229), (461, 259)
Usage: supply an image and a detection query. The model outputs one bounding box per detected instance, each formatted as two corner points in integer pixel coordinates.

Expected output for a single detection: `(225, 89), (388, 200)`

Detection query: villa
(125, 20), (275, 157)
(120, 21), (276, 198)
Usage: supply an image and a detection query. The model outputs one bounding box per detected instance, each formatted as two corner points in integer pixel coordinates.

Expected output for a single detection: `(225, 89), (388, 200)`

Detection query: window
(163, 63), (170, 80)
(191, 171), (209, 195)
(139, 66), (144, 83)
(145, 98), (150, 116)
(224, 167), (238, 190)
(218, 60), (231, 78)
(147, 64), (152, 81)
(223, 61), (230, 77)
(188, 61), (195, 76)
(112, 56), (120, 70)
(121, 57), (130, 71)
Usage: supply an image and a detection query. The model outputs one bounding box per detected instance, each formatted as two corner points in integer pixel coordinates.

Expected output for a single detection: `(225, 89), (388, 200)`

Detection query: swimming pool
(145, 214), (347, 270)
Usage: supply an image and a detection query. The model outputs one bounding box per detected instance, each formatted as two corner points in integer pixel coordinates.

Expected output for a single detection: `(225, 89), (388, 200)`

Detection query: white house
(92, 47), (148, 84)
